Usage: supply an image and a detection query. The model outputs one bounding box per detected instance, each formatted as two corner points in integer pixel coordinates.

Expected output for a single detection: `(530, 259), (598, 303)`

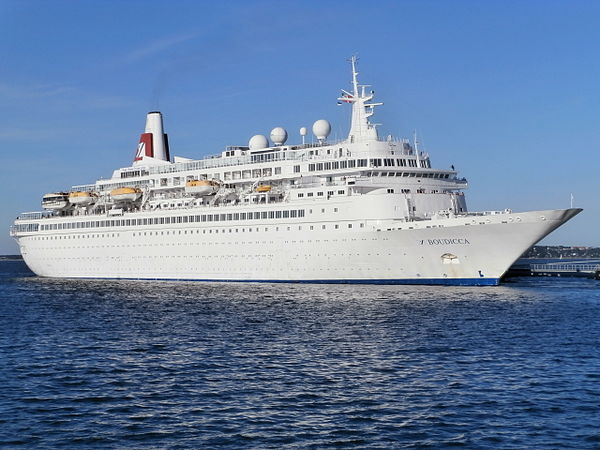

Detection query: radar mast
(337, 55), (383, 143)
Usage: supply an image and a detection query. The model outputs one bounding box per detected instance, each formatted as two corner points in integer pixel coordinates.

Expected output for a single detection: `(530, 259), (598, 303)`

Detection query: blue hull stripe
(57, 276), (501, 286)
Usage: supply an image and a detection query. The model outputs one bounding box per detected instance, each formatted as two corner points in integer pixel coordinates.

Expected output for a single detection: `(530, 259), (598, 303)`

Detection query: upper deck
(12, 57), (471, 231)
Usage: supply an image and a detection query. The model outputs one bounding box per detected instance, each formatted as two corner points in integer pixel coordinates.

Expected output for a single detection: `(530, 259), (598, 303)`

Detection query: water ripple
(1, 261), (599, 448)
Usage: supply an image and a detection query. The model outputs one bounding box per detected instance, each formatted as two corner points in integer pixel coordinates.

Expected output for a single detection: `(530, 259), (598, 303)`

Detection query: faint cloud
(119, 32), (199, 64)
(0, 80), (136, 110)
(0, 82), (76, 100)
(0, 127), (68, 142)
(81, 93), (137, 109)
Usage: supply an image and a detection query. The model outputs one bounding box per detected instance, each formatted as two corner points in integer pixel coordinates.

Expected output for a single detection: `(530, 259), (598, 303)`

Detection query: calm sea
(1, 260), (599, 448)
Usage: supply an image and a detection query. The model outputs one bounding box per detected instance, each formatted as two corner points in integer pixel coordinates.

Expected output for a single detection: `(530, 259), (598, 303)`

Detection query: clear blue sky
(1, 0), (598, 254)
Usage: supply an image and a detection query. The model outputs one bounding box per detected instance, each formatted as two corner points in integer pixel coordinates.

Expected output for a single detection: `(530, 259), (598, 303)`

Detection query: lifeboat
(256, 185), (272, 193)
(68, 191), (97, 206)
(42, 193), (70, 210)
(185, 180), (219, 196)
(110, 187), (142, 203)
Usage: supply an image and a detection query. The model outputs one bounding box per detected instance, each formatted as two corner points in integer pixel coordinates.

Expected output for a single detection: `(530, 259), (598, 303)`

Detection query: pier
(530, 260), (600, 279)
(505, 258), (600, 279)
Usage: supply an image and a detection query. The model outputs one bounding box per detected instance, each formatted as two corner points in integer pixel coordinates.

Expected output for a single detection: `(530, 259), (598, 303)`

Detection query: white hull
(14, 208), (580, 285)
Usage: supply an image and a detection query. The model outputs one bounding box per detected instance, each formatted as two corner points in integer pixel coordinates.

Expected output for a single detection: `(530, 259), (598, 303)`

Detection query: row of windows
(297, 189), (346, 198)
(250, 152), (280, 163)
(307, 158), (431, 172)
(31, 222), (367, 240)
(223, 167), (281, 180)
(39, 209), (306, 231)
(375, 158), (422, 168)
(310, 160), (356, 171)
(120, 169), (148, 179)
(294, 182), (450, 201)
(12, 223), (39, 233)
(367, 171), (451, 179)
(159, 166), (286, 187)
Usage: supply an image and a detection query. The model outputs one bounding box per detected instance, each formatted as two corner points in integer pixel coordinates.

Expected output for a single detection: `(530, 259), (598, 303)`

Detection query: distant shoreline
(0, 255), (23, 260)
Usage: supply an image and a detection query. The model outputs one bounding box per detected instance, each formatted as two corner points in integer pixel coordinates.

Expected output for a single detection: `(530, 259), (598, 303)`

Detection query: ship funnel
(134, 111), (171, 163)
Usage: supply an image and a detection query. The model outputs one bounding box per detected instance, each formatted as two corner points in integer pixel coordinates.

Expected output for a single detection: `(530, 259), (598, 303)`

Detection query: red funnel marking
(134, 133), (154, 161)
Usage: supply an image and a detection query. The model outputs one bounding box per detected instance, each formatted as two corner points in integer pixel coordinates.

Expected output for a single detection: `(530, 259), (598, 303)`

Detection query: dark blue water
(2, 260), (600, 448)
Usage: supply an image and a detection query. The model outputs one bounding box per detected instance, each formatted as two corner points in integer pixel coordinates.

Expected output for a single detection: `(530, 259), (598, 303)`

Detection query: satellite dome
(248, 134), (269, 150)
(299, 127), (307, 136)
(312, 119), (331, 140)
(269, 127), (288, 146)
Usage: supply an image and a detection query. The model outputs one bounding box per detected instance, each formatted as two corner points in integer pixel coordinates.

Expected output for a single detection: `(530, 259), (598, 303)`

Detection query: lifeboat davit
(185, 180), (219, 196)
(69, 191), (97, 206)
(110, 187), (142, 203)
(256, 185), (272, 193)
(42, 192), (70, 210)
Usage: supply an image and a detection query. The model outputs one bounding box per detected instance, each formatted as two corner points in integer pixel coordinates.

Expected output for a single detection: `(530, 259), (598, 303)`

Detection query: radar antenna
(351, 55), (359, 98)
(414, 130), (419, 152)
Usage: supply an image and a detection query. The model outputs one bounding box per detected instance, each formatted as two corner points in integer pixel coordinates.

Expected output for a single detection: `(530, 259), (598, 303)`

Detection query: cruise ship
(10, 57), (581, 285)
